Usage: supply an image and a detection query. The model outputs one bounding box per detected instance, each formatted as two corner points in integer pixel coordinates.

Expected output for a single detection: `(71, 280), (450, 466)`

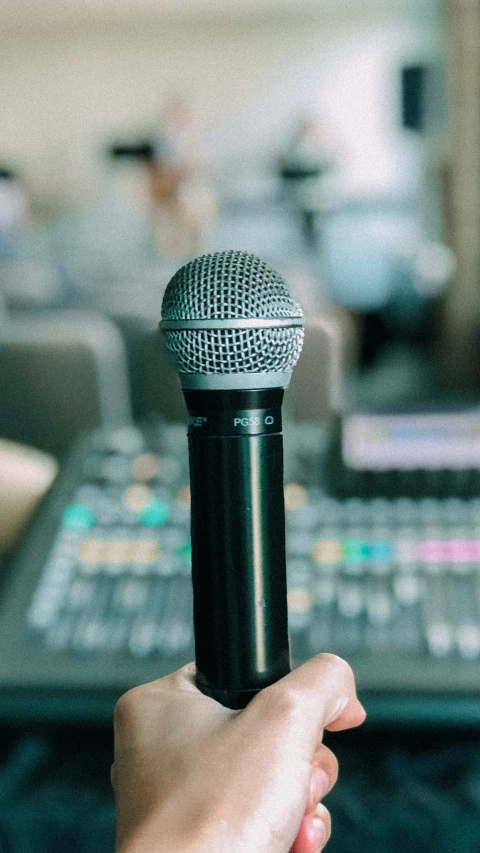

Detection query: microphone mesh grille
(161, 251), (304, 375)
(161, 251), (303, 321)
(164, 326), (304, 374)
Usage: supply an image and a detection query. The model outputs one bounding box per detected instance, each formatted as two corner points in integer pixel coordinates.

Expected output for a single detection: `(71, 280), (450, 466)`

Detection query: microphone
(160, 250), (304, 709)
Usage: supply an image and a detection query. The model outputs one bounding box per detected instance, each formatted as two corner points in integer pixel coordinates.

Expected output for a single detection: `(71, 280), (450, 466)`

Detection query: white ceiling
(0, 0), (441, 30)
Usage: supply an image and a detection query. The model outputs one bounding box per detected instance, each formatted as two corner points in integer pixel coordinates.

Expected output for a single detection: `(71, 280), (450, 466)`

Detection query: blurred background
(1, 0), (480, 850)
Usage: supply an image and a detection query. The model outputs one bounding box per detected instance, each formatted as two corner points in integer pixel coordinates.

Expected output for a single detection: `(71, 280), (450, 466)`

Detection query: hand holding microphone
(113, 655), (366, 853)
(112, 252), (366, 853)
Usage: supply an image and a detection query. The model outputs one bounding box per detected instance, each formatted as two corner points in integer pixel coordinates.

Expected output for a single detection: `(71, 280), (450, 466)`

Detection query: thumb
(254, 653), (366, 745)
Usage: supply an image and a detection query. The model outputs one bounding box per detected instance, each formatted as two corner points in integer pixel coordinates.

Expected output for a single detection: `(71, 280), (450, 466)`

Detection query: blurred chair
(0, 310), (132, 456)
(285, 311), (356, 422)
(142, 323), (187, 422)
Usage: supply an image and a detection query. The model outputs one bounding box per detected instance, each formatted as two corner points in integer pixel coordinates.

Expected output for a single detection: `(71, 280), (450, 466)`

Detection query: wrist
(116, 810), (221, 853)
(116, 814), (260, 853)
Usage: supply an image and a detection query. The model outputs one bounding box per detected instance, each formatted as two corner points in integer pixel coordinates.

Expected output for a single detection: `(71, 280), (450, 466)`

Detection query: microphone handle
(184, 388), (291, 710)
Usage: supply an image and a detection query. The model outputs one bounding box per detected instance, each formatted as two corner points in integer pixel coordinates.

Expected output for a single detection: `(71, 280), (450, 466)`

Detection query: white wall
(0, 5), (443, 213)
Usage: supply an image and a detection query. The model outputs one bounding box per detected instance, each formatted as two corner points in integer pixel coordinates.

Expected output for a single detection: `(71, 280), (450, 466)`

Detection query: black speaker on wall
(401, 64), (427, 131)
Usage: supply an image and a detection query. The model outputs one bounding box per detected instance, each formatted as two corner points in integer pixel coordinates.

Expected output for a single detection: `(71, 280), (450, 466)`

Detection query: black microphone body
(160, 250), (304, 710)
(185, 388), (290, 709)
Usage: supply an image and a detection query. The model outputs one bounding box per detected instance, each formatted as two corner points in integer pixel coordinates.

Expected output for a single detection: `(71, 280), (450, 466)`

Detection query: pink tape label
(419, 540), (480, 564)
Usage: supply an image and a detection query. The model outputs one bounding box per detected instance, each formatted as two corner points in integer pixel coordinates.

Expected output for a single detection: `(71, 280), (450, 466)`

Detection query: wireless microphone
(160, 251), (304, 709)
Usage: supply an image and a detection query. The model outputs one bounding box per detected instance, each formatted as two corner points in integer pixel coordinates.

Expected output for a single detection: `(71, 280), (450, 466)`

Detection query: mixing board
(2, 418), (480, 724)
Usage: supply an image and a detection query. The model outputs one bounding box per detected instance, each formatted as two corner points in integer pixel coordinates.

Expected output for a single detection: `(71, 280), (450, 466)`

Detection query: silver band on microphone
(160, 317), (304, 331)
(177, 370), (293, 391)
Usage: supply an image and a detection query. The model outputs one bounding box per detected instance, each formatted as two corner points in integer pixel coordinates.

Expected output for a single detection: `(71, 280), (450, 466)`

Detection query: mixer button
(343, 540), (368, 564)
(106, 426), (145, 455)
(395, 539), (419, 565)
(129, 622), (157, 657)
(426, 623), (454, 657)
(161, 621), (193, 654)
(176, 486), (191, 506)
(140, 499), (169, 527)
(288, 531), (314, 557)
(155, 457), (181, 485)
(62, 504), (95, 530)
(115, 579), (149, 611)
(288, 503), (321, 530)
(169, 501), (190, 525)
(393, 575), (422, 606)
(366, 591), (393, 625)
(122, 484), (153, 512)
(45, 618), (74, 650)
(75, 620), (109, 652)
(67, 578), (95, 608)
(312, 577), (336, 606)
(338, 584), (363, 619)
(132, 453), (159, 482)
(287, 588), (314, 632)
(312, 539), (342, 565)
(151, 553), (177, 576)
(456, 624), (480, 659)
(287, 588), (314, 614)
(284, 483), (308, 512)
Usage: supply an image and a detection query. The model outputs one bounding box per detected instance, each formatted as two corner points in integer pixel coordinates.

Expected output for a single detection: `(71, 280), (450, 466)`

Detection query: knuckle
(114, 685), (145, 725)
(258, 680), (302, 721)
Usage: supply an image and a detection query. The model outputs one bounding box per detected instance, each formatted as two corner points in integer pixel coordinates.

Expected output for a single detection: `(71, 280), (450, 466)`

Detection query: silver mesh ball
(161, 251), (304, 375)
(161, 251), (304, 320)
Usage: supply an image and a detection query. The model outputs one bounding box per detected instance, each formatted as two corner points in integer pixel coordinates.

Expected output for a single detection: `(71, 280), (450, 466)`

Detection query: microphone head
(160, 251), (304, 390)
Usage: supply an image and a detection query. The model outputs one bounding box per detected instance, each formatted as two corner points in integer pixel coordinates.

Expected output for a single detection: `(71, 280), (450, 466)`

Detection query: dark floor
(1, 723), (480, 853)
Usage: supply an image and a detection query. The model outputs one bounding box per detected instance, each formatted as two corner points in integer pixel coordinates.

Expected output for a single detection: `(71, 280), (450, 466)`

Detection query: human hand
(113, 653), (366, 853)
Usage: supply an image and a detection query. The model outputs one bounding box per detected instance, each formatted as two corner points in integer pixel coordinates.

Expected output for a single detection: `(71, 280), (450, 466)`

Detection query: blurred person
(280, 117), (337, 246)
(149, 96), (216, 259)
(113, 654), (366, 853)
(153, 96), (209, 176)
(0, 166), (62, 308)
(146, 150), (215, 260)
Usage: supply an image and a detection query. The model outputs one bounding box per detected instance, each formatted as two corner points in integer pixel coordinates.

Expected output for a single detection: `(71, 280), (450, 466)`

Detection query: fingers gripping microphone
(160, 251), (304, 709)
